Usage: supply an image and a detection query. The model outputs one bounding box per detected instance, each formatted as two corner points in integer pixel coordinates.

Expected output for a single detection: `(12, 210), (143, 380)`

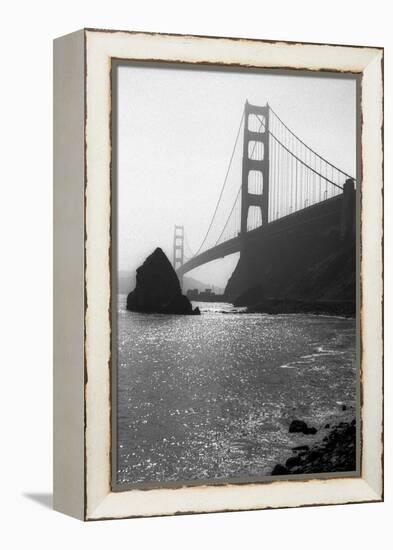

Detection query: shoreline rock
(244, 298), (355, 317)
(272, 419), (356, 475)
(126, 248), (200, 315)
(288, 419), (317, 435)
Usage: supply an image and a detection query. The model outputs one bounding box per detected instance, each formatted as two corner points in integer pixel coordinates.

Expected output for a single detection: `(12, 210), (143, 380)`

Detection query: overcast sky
(116, 63), (357, 289)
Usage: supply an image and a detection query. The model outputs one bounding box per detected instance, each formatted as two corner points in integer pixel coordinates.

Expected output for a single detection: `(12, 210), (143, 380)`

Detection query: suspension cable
(213, 117), (266, 245)
(214, 185), (241, 246)
(189, 104), (355, 261)
(256, 115), (346, 190)
(184, 232), (195, 258)
(193, 107), (245, 256)
(268, 105), (356, 181)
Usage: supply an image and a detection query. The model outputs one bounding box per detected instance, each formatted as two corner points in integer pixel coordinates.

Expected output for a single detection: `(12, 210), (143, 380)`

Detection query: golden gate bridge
(173, 101), (356, 278)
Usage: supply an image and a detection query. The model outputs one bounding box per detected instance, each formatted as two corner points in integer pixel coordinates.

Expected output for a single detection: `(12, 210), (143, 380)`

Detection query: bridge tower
(173, 225), (184, 282)
(241, 101), (270, 233)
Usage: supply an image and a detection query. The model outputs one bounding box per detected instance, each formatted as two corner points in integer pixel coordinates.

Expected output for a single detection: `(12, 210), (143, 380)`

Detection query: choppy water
(116, 297), (357, 485)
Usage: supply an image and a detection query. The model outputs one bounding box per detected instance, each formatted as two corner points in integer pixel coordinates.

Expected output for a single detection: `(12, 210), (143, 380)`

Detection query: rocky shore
(245, 298), (355, 317)
(271, 418), (356, 475)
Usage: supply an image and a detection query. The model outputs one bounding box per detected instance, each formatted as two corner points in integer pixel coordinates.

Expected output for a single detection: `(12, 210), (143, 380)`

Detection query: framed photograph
(53, 29), (383, 520)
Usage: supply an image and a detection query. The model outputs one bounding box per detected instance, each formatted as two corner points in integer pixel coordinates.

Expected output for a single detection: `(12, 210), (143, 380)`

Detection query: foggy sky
(116, 63), (357, 289)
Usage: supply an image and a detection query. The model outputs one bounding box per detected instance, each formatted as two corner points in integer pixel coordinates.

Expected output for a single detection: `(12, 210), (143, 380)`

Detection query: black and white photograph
(112, 62), (359, 488)
(1, 0), (388, 539)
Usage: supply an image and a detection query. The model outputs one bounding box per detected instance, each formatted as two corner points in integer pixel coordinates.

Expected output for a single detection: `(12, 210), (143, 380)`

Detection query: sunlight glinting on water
(116, 298), (356, 485)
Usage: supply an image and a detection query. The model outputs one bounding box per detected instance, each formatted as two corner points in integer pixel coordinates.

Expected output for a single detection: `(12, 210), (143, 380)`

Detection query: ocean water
(116, 297), (357, 485)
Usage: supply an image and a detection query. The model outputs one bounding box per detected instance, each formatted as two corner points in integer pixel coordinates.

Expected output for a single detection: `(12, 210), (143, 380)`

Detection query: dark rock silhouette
(225, 186), (356, 315)
(234, 296), (355, 317)
(289, 419), (317, 435)
(293, 445), (310, 452)
(126, 248), (200, 315)
(271, 464), (289, 475)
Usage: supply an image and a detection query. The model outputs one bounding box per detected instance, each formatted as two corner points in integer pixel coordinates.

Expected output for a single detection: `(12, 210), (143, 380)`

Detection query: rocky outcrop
(288, 419), (317, 435)
(229, 245), (355, 311)
(225, 191), (356, 311)
(126, 248), (200, 315)
(236, 297), (355, 316)
(271, 419), (356, 475)
(279, 300), (354, 316)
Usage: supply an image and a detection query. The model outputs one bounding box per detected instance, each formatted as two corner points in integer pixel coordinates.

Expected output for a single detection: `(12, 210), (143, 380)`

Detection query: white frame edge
(83, 30), (383, 520)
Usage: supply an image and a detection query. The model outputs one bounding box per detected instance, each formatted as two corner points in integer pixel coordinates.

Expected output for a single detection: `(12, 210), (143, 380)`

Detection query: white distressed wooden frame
(53, 28), (383, 521)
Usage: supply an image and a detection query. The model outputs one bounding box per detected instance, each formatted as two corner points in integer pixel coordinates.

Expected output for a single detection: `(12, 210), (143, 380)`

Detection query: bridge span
(177, 189), (354, 279)
(173, 101), (356, 285)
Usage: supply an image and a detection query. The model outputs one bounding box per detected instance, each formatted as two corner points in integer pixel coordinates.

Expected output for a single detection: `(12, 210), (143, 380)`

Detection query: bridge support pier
(340, 178), (356, 240)
(241, 101), (270, 234)
(173, 225), (184, 286)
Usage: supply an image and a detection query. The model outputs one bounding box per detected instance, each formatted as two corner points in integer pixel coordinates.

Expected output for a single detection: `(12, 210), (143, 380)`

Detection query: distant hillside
(117, 271), (223, 295)
(182, 276), (223, 295)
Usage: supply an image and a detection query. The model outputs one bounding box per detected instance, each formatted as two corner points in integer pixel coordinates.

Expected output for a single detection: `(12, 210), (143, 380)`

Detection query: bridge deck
(176, 194), (343, 277)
